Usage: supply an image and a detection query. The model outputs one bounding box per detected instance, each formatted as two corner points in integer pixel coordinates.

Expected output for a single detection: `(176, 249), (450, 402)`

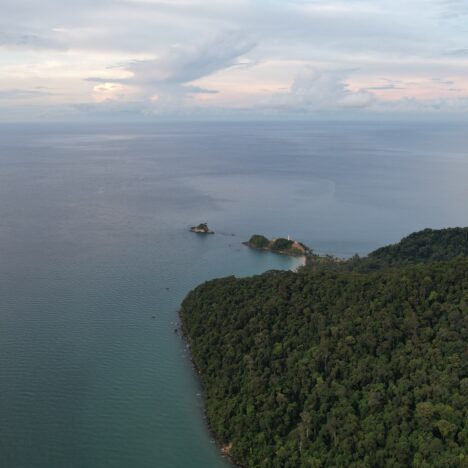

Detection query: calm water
(0, 121), (467, 467)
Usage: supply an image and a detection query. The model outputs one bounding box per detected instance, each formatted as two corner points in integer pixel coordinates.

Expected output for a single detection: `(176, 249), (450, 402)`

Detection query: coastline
(178, 311), (241, 468)
(178, 256), (304, 468)
(292, 255), (306, 271)
(242, 242), (309, 258)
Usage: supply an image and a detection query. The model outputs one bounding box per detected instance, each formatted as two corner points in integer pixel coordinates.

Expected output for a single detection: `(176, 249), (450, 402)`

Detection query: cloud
(125, 31), (256, 86)
(340, 91), (375, 108)
(267, 68), (375, 112)
(1, 0), (468, 120)
(432, 78), (455, 85)
(73, 99), (148, 117)
(0, 88), (55, 100)
(85, 77), (122, 84)
(373, 95), (468, 113)
(366, 85), (406, 90)
(0, 30), (66, 51)
(437, 0), (468, 18)
(184, 86), (218, 94)
(85, 31), (255, 107)
(445, 48), (468, 56)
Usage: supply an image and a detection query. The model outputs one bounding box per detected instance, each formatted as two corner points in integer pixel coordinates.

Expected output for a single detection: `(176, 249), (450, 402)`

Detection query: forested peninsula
(244, 235), (311, 257)
(180, 228), (468, 467)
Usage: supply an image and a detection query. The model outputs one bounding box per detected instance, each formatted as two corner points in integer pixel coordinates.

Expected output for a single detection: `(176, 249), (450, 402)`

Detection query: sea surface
(0, 121), (467, 468)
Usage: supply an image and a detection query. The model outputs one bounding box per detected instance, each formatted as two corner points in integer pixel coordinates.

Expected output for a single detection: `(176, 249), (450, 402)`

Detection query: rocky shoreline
(178, 309), (241, 468)
(190, 223), (214, 234)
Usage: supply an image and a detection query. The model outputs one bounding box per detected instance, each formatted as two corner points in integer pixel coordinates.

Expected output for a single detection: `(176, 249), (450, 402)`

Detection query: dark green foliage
(249, 235), (270, 249)
(181, 228), (468, 467)
(370, 228), (468, 264)
(271, 238), (294, 252)
(246, 235), (309, 256)
(305, 227), (468, 273)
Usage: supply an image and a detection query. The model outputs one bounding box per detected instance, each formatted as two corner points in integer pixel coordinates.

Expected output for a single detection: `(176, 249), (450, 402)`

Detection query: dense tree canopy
(181, 228), (468, 467)
(248, 235), (270, 249)
(369, 228), (468, 264)
(246, 235), (310, 256)
(271, 238), (295, 252)
(333, 228), (468, 273)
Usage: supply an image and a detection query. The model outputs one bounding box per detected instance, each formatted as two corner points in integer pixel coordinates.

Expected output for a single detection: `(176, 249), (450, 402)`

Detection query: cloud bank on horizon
(1, 0), (468, 121)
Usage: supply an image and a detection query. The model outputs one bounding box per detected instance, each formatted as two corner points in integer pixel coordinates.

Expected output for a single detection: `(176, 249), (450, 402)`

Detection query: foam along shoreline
(292, 255), (306, 271)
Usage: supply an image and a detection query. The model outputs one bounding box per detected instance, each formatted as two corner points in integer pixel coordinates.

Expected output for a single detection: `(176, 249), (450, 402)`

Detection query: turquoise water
(0, 122), (467, 467)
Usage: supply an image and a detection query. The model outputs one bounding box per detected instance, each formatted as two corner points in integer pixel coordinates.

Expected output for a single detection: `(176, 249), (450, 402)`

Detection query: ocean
(0, 121), (467, 467)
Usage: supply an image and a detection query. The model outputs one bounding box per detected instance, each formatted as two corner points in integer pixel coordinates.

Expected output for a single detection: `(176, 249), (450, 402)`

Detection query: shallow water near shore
(0, 121), (467, 467)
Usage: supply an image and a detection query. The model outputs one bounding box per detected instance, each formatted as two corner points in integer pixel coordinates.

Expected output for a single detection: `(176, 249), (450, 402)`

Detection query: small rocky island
(244, 234), (311, 257)
(190, 223), (214, 234)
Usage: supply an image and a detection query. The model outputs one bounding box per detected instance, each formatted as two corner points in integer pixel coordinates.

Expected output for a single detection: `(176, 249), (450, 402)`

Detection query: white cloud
(1, 0), (468, 120)
(84, 31), (257, 108)
(0, 88), (54, 100)
(267, 68), (375, 111)
(126, 31), (256, 86)
(339, 91), (375, 108)
(0, 29), (66, 51)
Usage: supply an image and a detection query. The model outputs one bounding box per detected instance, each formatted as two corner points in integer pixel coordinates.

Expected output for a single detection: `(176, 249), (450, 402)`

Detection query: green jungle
(181, 228), (468, 467)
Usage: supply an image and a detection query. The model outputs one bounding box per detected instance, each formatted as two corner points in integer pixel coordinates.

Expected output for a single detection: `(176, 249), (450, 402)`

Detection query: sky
(1, 0), (468, 121)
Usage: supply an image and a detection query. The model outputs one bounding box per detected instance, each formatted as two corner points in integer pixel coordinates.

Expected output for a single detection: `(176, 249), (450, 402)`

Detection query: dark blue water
(0, 122), (467, 467)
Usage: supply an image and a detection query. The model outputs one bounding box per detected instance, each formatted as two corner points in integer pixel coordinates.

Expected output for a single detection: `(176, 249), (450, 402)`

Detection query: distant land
(190, 223), (214, 234)
(181, 227), (468, 467)
(244, 234), (311, 257)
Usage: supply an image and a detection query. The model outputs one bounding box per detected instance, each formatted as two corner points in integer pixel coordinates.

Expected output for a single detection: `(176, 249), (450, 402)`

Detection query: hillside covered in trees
(245, 234), (310, 257)
(180, 228), (468, 467)
(305, 227), (468, 273)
